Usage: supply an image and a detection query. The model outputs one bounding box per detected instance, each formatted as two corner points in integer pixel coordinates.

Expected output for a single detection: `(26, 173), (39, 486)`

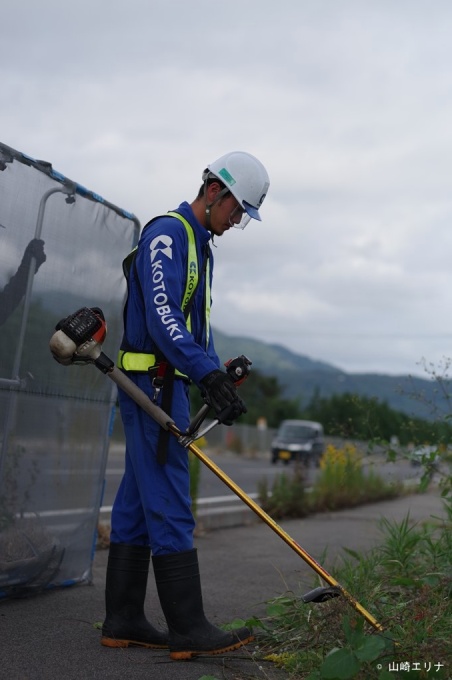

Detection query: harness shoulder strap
(122, 212), (199, 316)
(165, 212), (199, 317)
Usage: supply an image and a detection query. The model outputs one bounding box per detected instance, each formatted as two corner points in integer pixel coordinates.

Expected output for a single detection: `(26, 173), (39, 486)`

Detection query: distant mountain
(212, 327), (448, 421)
(212, 328), (339, 375)
(35, 293), (448, 421)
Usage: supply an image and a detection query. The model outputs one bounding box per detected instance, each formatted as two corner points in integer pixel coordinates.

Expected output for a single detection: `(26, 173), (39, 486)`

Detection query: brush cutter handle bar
(188, 403), (211, 434)
(185, 403), (243, 444)
(186, 355), (253, 440)
(178, 416), (221, 447)
(224, 354), (252, 386)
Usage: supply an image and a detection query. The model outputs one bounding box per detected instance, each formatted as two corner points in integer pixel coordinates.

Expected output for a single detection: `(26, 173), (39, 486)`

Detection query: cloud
(2, 0), (452, 376)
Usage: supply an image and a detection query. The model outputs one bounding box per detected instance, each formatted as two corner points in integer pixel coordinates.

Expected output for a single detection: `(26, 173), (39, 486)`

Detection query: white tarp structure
(0, 142), (139, 597)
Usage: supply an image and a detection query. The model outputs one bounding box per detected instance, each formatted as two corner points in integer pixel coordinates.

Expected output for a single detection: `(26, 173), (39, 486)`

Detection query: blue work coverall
(111, 201), (220, 555)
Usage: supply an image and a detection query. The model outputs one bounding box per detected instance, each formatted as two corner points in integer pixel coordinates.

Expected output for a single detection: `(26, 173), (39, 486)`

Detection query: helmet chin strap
(204, 180), (229, 232)
(205, 203), (213, 231)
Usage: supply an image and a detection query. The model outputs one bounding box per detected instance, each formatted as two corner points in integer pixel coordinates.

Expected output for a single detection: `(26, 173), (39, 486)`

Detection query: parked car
(271, 419), (325, 466)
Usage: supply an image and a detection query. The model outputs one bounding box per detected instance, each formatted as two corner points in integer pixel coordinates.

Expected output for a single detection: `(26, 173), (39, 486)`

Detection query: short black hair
(196, 174), (227, 200)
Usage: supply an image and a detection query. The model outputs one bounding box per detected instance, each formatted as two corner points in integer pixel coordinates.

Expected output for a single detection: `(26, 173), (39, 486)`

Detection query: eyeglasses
(229, 204), (251, 230)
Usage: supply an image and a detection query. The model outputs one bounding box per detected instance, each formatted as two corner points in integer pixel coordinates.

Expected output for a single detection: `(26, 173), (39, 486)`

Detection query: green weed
(258, 444), (402, 520)
(258, 464), (309, 519)
(251, 511), (451, 679)
(311, 444), (401, 512)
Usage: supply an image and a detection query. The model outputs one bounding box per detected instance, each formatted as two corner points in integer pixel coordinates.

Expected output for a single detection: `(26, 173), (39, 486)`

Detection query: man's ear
(206, 181), (223, 202)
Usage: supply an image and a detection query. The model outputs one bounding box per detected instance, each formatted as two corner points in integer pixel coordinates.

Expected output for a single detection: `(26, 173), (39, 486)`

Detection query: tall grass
(258, 464), (309, 519)
(258, 444), (401, 519)
(311, 444), (401, 512)
(250, 502), (452, 679)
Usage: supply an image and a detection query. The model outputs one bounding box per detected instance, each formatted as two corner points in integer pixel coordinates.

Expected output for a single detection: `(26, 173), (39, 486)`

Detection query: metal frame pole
(1, 186), (75, 477)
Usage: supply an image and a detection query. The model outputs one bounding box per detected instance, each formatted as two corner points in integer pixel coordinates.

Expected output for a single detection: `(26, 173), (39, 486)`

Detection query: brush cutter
(49, 307), (384, 634)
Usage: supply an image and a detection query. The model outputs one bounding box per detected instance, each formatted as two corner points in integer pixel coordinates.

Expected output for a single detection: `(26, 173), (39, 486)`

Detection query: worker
(102, 151), (270, 660)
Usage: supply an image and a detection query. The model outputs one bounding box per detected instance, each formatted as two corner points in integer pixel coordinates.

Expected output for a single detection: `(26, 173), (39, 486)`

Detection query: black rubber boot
(101, 543), (169, 649)
(152, 548), (254, 660)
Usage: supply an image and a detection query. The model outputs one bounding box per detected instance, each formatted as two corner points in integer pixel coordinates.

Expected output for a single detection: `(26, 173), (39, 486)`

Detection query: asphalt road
(11, 442), (423, 536)
(1, 490), (448, 680)
(102, 444), (421, 510)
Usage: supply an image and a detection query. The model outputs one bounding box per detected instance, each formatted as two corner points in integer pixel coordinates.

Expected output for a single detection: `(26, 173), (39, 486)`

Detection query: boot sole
(101, 637), (168, 649)
(169, 634), (254, 660)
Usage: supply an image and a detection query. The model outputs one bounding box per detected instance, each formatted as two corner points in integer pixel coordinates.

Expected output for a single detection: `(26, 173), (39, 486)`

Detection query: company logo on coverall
(149, 236), (183, 341)
(182, 260), (197, 309)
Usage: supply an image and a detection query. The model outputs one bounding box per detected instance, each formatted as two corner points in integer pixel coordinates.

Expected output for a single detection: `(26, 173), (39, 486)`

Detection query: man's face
(209, 192), (245, 237)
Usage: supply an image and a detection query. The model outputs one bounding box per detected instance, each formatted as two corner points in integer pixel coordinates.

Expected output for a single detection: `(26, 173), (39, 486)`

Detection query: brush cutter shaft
(106, 365), (383, 633)
(186, 440), (383, 633)
(107, 366), (175, 431)
(108, 367), (382, 632)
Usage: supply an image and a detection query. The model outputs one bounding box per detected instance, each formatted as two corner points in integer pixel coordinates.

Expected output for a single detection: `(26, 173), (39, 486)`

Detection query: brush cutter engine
(50, 307), (113, 373)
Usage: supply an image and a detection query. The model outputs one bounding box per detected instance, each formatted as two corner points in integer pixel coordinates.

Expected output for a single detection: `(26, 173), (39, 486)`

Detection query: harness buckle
(149, 362), (167, 403)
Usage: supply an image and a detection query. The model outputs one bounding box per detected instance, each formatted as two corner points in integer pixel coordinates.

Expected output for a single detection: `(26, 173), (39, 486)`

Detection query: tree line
(191, 369), (452, 446)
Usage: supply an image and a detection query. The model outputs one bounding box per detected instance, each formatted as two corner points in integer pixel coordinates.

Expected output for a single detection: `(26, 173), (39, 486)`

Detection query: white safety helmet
(203, 151), (270, 229)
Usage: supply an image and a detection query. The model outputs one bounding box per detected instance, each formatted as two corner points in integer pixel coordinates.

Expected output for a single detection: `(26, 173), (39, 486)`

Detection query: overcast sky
(2, 0), (452, 378)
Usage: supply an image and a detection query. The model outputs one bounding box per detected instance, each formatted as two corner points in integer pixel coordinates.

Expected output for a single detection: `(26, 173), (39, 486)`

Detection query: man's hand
(23, 239), (46, 271)
(200, 369), (247, 425)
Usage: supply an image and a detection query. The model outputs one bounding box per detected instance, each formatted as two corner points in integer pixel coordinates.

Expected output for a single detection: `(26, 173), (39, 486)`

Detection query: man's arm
(0, 239), (46, 325)
(136, 221), (216, 384)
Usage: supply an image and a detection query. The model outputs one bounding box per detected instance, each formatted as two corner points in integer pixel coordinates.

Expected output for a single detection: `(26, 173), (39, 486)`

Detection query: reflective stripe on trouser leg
(111, 374), (195, 555)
